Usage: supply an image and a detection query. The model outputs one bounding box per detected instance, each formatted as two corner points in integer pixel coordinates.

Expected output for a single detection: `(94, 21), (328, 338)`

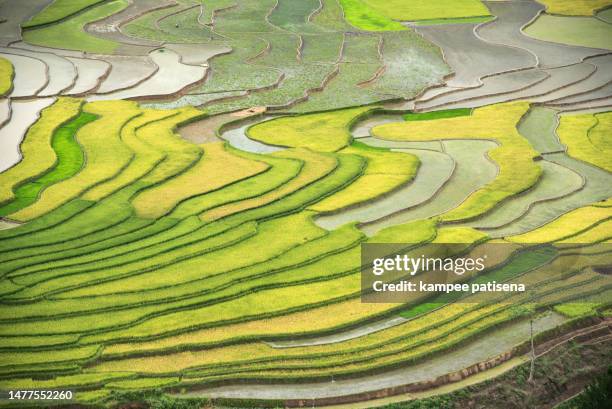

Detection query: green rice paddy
(0, 0), (610, 407)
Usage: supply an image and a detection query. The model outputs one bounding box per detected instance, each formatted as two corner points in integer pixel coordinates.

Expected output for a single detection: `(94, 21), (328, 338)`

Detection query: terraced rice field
(0, 0), (610, 408)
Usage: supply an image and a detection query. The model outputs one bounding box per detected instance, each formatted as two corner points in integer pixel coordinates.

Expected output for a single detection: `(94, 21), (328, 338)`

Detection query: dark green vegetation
(0, 112), (94, 217)
(404, 108), (472, 121)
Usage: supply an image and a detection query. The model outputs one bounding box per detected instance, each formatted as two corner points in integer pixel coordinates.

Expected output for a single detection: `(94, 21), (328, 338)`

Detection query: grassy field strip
(1, 217), (205, 281)
(0, 98), (8, 129)
(65, 249), (596, 372)
(212, 0), (279, 33)
(0, 52), (48, 97)
(219, 117), (287, 154)
(0, 98), (56, 174)
(468, 160), (584, 229)
(132, 143), (270, 219)
(155, 2), (215, 43)
(118, 0), (203, 44)
(0, 212), (162, 268)
(84, 0), (175, 50)
(89, 269), (604, 378)
(201, 149), (338, 221)
(100, 298), (397, 359)
(168, 153), (305, 218)
(0, 345), (102, 376)
(356, 140), (497, 235)
(6, 221), (258, 300)
(0, 111), (93, 217)
(198, 0), (237, 27)
(525, 13), (612, 50)
(0, 98), (82, 210)
(2, 224), (362, 323)
(342, 149), (453, 235)
(6, 101), (141, 222)
(6, 217), (213, 284)
(197, 152), (365, 230)
(309, 144), (418, 213)
(171, 249), (593, 372)
(195, 154), (305, 219)
(80, 110), (179, 201)
(537, 0), (612, 16)
(557, 111), (611, 172)
(20, 210), (322, 296)
(145, 91), (247, 111)
(508, 204), (612, 243)
(480, 153), (612, 237)
(22, 0), (128, 54)
(0, 195), (139, 265)
(481, 109), (612, 237)
(34, 213), (324, 296)
(173, 269), (609, 376)
(337, 0), (406, 31)
(599, 7), (612, 22)
(1, 46), (77, 97)
(360, 0), (489, 22)
(0, 372), (139, 393)
(22, 0), (112, 28)
(0, 56), (13, 96)
(590, 112), (611, 150)
(248, 107), (373, 152)
(372, 102), (541, 222)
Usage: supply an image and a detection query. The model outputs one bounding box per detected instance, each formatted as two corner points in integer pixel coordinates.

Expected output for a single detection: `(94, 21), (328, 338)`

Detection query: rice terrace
(0, 0), (611, 408)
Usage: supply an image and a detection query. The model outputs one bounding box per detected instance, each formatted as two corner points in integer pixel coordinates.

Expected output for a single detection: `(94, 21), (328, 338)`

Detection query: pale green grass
(133, 142), (269, 219)
(248, 107), (374, 152)
(310, 143), (418, 212)
(525, 14), (612, 50)
(0, 56), (13, 96)
(337, 0), (406, 31)
(557, 112), (612, 172)
(81, 109), (178, 202)
(22, 0), (127, 54)
(23, 0), (109, 27)
(537, 0), (612, 16)
(509, 204), (611, 243)
(201, 149), (337, 221)
(361, 0), (490, 21)
(9, 100), (140, 222)
(0, 98), (82, 208)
